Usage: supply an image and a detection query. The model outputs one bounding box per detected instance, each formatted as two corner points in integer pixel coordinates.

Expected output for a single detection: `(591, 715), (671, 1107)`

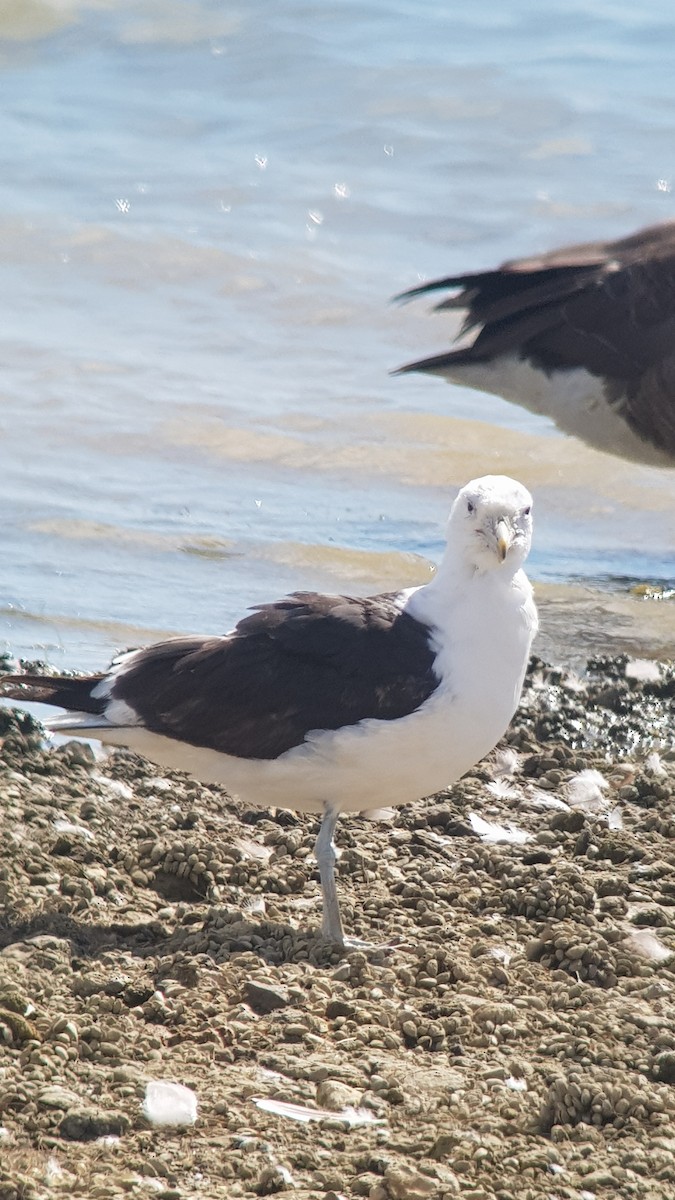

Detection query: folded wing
(1, 591), (440, 760)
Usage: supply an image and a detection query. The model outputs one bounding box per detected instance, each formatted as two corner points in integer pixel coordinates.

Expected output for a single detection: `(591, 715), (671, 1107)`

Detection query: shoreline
(1, 653), (674, 1199)
(535, 586), (675, 671)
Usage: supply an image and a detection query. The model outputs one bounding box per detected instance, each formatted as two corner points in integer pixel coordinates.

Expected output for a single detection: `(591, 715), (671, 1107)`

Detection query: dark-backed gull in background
(397, 221), (675, 466)
(0, 475), (537, 946)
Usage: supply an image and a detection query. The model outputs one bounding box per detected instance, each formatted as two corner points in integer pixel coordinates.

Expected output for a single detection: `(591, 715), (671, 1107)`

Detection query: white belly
(444, 355), (669, 466)
(92, 689), (502, 815)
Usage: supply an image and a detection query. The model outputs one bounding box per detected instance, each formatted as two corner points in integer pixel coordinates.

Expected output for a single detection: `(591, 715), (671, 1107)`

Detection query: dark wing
(109, 591), (440, 759)
(398, 222), (675, 362)
(396, 223), (675, 453)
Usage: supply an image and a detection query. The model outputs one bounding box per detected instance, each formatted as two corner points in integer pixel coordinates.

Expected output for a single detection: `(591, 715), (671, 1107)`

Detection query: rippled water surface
(0, 0), (674, 670)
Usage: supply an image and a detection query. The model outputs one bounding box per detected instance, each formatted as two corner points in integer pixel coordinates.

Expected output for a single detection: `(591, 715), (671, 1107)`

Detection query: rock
(316, 1079), (362, 1110)
(325, 998), (357, 1019)
(384, 1165), (436, 1199)
(429, 1133), (460, 1159)
(432, 1165), (460, 1194)
(256, 1164), (295, 1194)
(582, 1169), (619, 1189)
(0, 1008), (37, 1044)
(654, 1052), (675, 1084)
(244, 979), (291, 1013)
(368, 1187), (388, 1200)
(57, 740), (96, 767)
(38, 1086), (81, 1109)
(59, 1108), (130, 1141)
(0, 990), (30, 1015)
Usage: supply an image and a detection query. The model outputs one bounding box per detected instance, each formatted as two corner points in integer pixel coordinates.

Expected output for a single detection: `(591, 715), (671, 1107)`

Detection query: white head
(446, 475), (534, 574)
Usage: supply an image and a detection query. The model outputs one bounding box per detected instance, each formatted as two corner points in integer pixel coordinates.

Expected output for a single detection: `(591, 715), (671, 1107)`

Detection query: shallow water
(0, 0), (673, 671)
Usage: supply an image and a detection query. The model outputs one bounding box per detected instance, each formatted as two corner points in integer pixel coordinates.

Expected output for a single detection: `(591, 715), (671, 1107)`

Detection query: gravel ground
(1, 654), (675, 1200)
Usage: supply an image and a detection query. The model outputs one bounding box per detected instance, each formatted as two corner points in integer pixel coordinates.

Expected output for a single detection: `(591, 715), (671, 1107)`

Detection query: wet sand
(0, 653), (674, 1200)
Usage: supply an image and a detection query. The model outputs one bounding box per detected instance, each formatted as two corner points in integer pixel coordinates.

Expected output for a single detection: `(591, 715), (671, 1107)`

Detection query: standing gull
(396, 220), (675, 465)
(0, 475), (537, 946)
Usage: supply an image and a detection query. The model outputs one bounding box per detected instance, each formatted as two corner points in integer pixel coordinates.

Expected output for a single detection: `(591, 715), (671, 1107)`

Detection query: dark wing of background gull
(395, 220), (675, 464)
(1, 592), (440, 760)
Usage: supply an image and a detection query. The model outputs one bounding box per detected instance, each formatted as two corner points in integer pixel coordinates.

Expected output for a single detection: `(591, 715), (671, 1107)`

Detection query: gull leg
(314, 804), (402, 954)
(314, 803), (344, 944)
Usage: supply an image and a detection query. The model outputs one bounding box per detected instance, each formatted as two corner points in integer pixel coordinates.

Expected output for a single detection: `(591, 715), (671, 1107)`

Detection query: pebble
(383, 1164), (437, 1199)
(316, 1079), (363, 1110)
(60, 1108), (131, 1141)
(244, 979), (292, 1013)
(38, 1085), (81, 1109)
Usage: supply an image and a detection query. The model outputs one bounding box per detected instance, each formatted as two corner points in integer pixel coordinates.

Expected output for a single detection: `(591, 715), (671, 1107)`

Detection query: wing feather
(111, 592), (440, 759)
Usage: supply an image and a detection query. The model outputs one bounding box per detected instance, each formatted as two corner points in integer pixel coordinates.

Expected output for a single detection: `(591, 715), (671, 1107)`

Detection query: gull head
(448, 475), (533, 574)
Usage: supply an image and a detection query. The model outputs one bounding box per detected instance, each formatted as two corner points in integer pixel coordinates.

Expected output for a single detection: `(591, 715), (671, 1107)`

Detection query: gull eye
(467, 500), (475, 515)
(522, 506), (531, 517)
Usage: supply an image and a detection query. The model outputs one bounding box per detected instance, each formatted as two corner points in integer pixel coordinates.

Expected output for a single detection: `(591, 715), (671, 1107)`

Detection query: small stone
(244, 980), (291, 1014)
(384, 1164), (436, 1199)
(58, 740), (96, 767)
(0, 1008), (38, 1044)
(256, 1165), (295, 1195)
(0, 990), (30, 1015)
(282, 1023), (308, 1042)
(566, 944), (587, 961)
(433, 1168), (460, 1195)
(583, 1171), (618, 1189)
(38, 1086), (81, 1110)
(524, 939), (544, 961)
(316, 1079), (362, 1110)
(112, 1067), (143, 1084)
(60, 1107), (130, 1141)
(654, 1052), (675, 1084)
(368, 1186), (388, 1200)
(326, 998), (357, 1020)
(430, 1133), (460, 1159)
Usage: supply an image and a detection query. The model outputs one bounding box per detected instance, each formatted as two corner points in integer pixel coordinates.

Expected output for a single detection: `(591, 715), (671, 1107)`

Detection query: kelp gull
(0, 475), (537, 945)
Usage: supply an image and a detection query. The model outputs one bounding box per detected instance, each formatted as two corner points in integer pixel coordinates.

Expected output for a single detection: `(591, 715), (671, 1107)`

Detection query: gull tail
(0, 672), (108, 727)
(392, 345), (485, 376)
